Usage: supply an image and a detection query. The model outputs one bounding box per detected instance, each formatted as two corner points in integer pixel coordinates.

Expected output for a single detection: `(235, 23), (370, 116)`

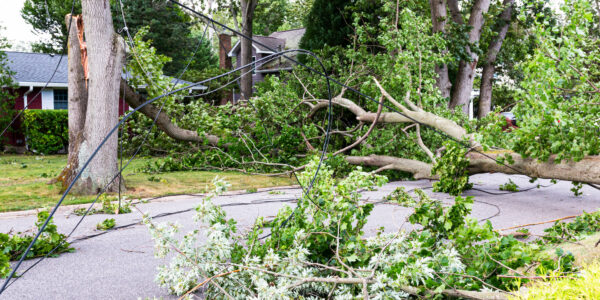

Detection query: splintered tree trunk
(448, 0), (491, 114)
(478, 0), (514, 118)
(55, 14), (88, 188)
(240, 0), (258, 101)
(67, 0), (125, 194)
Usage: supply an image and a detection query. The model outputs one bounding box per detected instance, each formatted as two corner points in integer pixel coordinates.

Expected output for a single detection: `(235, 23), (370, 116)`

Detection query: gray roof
(268, 28), (305, 50)
(228, 34), (289, 57)
(6, 51), (68, 85)
(5, 51), (204, 89)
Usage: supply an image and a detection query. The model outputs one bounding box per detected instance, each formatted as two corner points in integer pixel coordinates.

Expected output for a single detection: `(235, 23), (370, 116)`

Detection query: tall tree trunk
(429, 0), (452, 98)
(69, 0), (125, 194)
(448, 0), (491, 114)
(240, 0), (258, 101)
(55, 14), (89, 189)
(478, 0), (514, 118)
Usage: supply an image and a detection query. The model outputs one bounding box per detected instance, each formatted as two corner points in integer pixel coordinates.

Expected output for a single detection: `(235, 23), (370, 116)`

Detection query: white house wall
(41, 89), (54, 110)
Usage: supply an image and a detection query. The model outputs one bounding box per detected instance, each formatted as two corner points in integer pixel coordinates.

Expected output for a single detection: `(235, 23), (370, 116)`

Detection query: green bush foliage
(0, 210), (73, 278)
(22, 109), (68, 154)
(431, 141), (473, 196)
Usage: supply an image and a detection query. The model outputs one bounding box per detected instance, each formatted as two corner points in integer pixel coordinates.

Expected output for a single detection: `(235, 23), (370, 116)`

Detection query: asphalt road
(1, 173), (599, 299)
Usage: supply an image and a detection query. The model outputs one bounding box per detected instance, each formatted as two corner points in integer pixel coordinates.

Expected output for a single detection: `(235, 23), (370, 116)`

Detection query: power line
(0, 48), (333, 295)
(166, 0), (529, 177)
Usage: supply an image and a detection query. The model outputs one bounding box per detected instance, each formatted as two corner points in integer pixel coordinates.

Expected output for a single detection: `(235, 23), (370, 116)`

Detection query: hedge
(22, 110), (68, 154)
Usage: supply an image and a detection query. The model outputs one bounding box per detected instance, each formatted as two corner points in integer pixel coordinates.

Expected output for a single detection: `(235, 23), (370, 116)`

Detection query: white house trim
(18, 82), (68, 88)
(227, 40), (275, 57)
(41, 89), (54, 110)
(23, 85), (33, 109)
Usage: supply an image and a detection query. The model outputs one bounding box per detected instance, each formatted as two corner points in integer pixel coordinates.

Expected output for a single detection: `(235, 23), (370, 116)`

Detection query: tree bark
(429, 0), (452, 98)
(119, 80), (221, 146)
(448, 0), (492, 114)
(55, 14), (89, 189)
(70, 0), (125, 194)
(478, 0), (514, 118)
(239, 0), (258, 101)
(346, 152), (600, 185)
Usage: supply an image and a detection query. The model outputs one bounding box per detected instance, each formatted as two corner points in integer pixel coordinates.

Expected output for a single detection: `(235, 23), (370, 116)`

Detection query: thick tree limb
(373, 78), (471, 142)
(346, 151), (600, 185)
(346, 155), (436, 179)
(119, 79), (220, 146)
(467, 152), (600, 185)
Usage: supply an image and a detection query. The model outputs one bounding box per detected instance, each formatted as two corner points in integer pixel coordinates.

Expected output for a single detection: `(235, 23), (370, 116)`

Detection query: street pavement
(0, 173), (599, 299)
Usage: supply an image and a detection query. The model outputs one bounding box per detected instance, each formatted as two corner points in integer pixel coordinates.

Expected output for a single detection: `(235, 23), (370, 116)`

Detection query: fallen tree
(115, 1), (599, 192)
(311, 79), (600, 185)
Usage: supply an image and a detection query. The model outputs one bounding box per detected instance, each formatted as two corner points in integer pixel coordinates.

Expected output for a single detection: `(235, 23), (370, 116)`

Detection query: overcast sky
(0, 0), (48, 51)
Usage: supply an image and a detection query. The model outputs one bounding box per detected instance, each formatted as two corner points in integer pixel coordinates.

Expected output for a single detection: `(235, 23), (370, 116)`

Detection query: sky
(0, 0), (49, 51)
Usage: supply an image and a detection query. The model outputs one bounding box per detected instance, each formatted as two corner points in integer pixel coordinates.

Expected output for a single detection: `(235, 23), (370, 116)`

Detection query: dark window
(53, 89), (68, 109)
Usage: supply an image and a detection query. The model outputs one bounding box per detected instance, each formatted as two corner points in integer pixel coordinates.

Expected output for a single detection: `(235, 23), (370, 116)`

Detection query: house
(223, 28), (305, 101)
(1, 51), (205, 148)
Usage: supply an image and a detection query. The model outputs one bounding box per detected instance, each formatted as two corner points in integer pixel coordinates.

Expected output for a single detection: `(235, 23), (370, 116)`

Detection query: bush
(22, 109), (68, 154)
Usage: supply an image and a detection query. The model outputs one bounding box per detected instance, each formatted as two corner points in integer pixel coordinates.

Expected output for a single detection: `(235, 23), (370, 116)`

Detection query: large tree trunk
(478, 0), (514, 118)
(429, 0), (452, 98)
(69, 0), (126, 194)
(345, 153), (600, 184)
(55, 14), (88, 189)
(239, 0), (258, 101)
(448, 0), (491, 114)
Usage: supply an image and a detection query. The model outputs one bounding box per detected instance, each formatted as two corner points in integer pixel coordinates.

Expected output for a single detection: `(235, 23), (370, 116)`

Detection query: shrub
(22, 109), (68, 154)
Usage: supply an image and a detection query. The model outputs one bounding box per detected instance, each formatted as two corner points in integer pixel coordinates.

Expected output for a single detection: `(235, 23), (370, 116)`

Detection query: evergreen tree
(299, 0), (353, 51)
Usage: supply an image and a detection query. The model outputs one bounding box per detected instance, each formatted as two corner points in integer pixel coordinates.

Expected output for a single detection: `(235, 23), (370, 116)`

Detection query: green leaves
(1, 210), (72, 278)
(96, 218), (116, 231)
(22, 110), (68, 155)
(431, 141), (473, 196)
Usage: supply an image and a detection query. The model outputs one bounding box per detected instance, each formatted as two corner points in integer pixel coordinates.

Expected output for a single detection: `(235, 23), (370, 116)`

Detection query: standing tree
(239, 0), (258, 100)
(477, 0), (515, 118)
(446, 0), (492, 113)
(57, 1), (126, 194)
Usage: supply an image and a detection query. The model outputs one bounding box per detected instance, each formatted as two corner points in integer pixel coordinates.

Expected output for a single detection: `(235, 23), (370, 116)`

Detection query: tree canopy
(21, 0), (217, 75)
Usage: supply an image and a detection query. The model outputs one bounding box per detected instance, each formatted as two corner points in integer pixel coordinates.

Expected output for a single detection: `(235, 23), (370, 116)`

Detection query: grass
(511, 261), (600, 299)
(0, 154), (294, 212)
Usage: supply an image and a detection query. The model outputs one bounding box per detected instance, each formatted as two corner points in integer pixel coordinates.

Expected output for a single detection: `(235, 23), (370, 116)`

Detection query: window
(53, 89), (68, 110)
(252, 56), (256, 74)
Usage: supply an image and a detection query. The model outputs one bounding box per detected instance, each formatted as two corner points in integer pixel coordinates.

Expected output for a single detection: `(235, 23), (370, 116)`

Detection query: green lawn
(0, 155), (294, 212)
